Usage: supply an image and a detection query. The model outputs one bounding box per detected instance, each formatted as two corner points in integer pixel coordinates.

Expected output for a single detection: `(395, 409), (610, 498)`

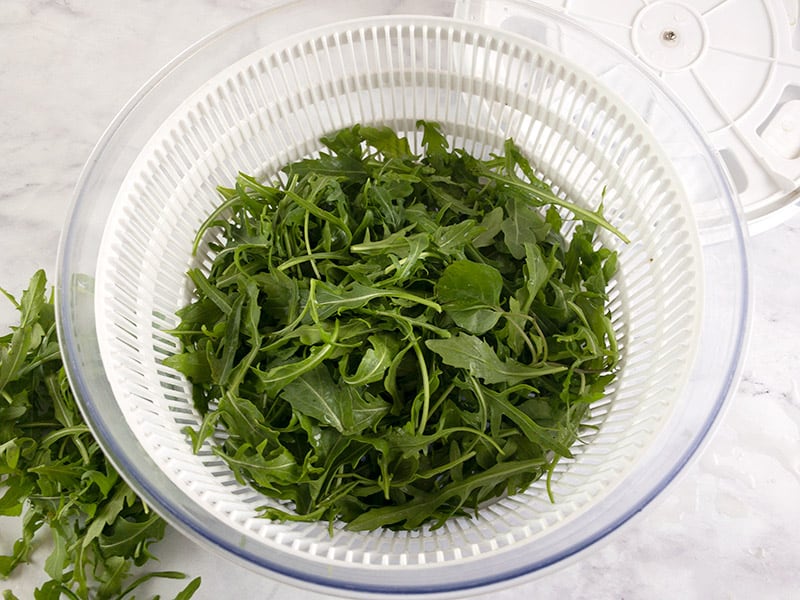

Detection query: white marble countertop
(1, 1), (798, 598)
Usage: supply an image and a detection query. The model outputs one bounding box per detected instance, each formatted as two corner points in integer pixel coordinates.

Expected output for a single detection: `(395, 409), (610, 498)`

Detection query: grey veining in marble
(1, 1), (799, 599)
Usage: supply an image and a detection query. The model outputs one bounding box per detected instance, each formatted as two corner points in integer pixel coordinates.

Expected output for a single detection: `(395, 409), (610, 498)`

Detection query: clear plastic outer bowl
(56, 1), (750, 598)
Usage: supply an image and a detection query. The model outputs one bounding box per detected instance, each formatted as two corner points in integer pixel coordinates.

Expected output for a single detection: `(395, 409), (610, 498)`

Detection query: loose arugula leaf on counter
(166, 121), (623, 531)
(0, 271), (200, 600)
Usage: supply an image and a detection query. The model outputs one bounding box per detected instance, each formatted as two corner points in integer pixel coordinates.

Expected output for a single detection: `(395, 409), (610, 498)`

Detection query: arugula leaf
(416, 119), (449, 170)
(501, 196), (551, 259)
(255, 338), (337, 398)
(426, 334), (567, 385)
(221, 443), (304, 489)
(98, 512), (166, 563)
(282, 366), (390, 435)
(340, 334), (400, 385)
(472, 207), (504, 248)
(284, 151), (367, 182)
(311, 280), (441, 321)
(346, 457), (548, 530)
(436, 261), (502, 335)
(359, 125), (414, 160)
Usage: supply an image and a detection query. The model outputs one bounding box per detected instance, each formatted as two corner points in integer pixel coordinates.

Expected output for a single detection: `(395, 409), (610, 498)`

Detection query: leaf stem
(303, 209), (322, 279)
(483, 171), (630, 243)
(410, 336), (431, 434)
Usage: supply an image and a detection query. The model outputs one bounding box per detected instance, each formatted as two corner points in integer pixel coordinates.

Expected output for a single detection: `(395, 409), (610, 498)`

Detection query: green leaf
(255, 340), (336, 398)
(32, 581), (66, 600)
(43, 527), (68, 581)
(282, 366), (390, 435)
(280, 366), (347, 432)
(500, 295), (540, 358)
(487, 169), (630, 242)
(184, 410), (221, 452)
(217, 292), (244, 386)
(0, 439), (22, 470)
(0, 326), (32, 391)
(117, 572), (200, 600)
(340, 334), (400, 386)
(362, 179), (406, 231)
(471, 379), (573, 458)
(284, 151), (368, 182)
(523, 241), (550, 302)
(436, 260), (503, 334)
(430, 220), (477, 256)
(472, 207), (504, 248)
(82, 483), (138, 548)
(187, 268), (231, 315)
(417, 120), (449, 169)
(425, 333), (566, 385)
(18, 270), (47, 327)
(346, 457), (547, 530)
(384, 233), (430, 283)
(216, 393), (274, 448)
(256, 269), (300, 327)
(349, 224), (417, 256)
(221, 444), (303, 488)
(98, 512), (166, 560)
(162, 349), (212, 383)
(311, 281), (440, 321)
(81, 469), (118, 498)
(360, 125), (414, 160)
(174, 576), (203, 600)
(501, 196), (550, 259)
(95, 555), (130, 598)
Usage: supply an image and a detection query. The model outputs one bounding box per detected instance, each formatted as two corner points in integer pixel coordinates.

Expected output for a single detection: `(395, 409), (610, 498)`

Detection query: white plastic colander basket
(57, 4), (747, 598)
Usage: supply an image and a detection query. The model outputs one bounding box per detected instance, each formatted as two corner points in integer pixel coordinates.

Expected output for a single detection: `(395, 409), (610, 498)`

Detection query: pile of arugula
(166, 121), (625, 530)
(0, 272), (200, 599)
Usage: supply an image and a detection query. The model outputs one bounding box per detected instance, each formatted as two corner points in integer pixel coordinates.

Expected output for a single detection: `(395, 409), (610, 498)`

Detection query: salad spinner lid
(464, 0), (800, 234)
